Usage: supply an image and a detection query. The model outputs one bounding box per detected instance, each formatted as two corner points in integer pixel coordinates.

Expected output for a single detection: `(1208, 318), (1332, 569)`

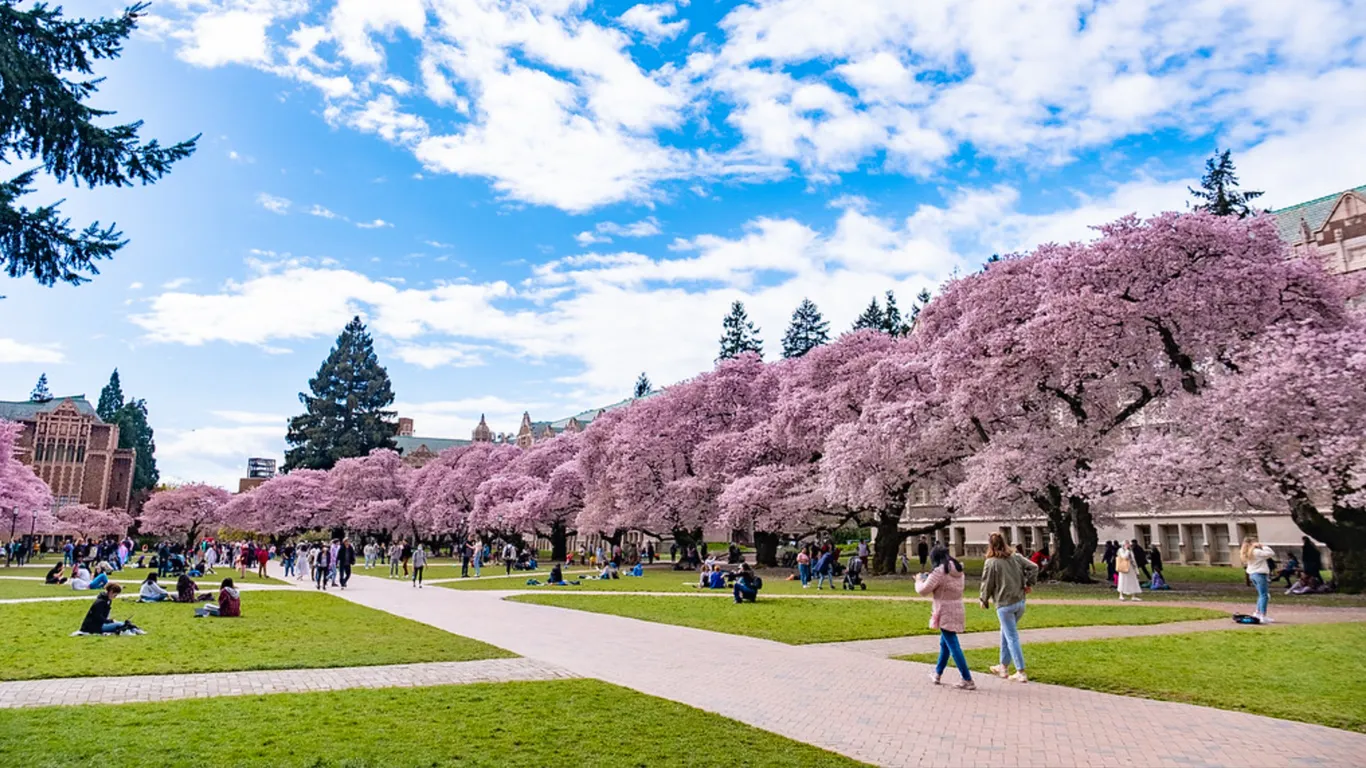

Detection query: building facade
(1272, 184), (1366, 274)
(393, 399), (634, 468)
(0, 396), (135, 511)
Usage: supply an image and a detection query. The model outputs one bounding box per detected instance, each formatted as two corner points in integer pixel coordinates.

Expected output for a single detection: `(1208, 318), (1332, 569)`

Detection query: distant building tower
(516, 411), (535, 449)
(472, 414), (493, 443)
(247, 458), (277, 479)
(397, 417), (414, 437)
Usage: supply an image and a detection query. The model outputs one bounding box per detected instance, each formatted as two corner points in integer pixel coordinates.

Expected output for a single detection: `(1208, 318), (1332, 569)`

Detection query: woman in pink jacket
(915, 544), (974, 690)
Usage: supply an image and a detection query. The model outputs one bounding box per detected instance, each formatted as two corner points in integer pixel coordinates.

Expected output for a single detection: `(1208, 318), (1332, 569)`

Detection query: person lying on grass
(79, 584), (134, 635)
(194, 579), (242, 618)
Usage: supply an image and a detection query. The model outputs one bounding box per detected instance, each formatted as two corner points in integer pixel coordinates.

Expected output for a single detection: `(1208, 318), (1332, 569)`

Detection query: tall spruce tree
(881, 290), (909, 336)
(633, 372), (652, 398)
(29, 372), (51, 402)
(717, 300), (763, 361)
(0, 2), (198, 292)
(908, 288), (932, 331)
(284, 316), (397, 471)
(1189, 149), (1264, 218)
(851, 297), (885, 332)
(781, 297), (830, 358)
(112, 397), (157, 492)
(96, 369), (124, 420)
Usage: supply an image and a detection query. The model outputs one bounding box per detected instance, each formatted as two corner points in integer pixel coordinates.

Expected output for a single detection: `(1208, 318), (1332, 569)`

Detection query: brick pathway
(0, 658), (573, 709)
(319, 572), (1366, 768)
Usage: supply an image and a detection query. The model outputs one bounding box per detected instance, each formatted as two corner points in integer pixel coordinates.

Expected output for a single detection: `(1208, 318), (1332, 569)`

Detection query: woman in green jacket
(979, 532), (1039, 683)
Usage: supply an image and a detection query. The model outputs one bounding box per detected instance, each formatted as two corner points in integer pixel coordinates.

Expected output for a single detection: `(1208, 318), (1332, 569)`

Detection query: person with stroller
(842, 554), (867, 590)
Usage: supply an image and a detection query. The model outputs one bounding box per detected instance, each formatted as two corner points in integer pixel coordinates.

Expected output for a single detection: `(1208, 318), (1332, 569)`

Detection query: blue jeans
(733, 583), (757, 603)
(798, 564), (811, 585)
(101, 621), (127, 634)
(1251, 572), (1269, 615)
(937, 630), (971, 680)
(997, 600), (1027, 671)
(816, 571), (835, 589)
(283, 558), (294, 577)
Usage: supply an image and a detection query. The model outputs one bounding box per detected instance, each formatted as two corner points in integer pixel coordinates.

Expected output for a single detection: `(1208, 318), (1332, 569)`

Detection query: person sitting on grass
(79, 584), (132, 634)
(732, 563), (761, 603)
(599, 561), (620, 580)
(69, 563), (92, 590)
(175, 574), (211, 602)
(86, 565), (110, 592)
(628, 562), (644, 577)
(139, 573), (171, 602)
(195, 578), (241, 618)
(45, 562), (68, 584)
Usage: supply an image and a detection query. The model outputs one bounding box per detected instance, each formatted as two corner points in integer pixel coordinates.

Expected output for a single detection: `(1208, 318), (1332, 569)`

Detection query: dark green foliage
(908, 289), (931, 331)
(0, 1), (198, 290)
(633, 372), (651, 398)
(781, 297), (830, 358)
(880, 290), (908, 336)
(284, 316), (398, 471)
(111, 397), (157, 492)
(1189, 149), (1264, 218)
(851, 297), (884, 332)
(28, 372), (50, 402)
(717, 300), (762, 361)
(95, 368), (123, 420)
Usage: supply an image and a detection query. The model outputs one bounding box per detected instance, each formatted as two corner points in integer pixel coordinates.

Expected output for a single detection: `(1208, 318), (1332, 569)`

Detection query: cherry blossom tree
(474, 432), (585, 561)
(55, 503), (133, 538)
(139, 483), (232, 547)
(229, 469), (336, 536)
(1092, 320), (1366, 592)
(329, 449), (414, 540)
(1, 418), (55, 563)
(874, 211), (1347, 581)
(409, 442), (521, 539)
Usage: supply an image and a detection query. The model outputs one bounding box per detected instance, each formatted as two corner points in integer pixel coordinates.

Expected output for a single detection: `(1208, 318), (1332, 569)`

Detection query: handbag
(1116, 555), (1131, 574)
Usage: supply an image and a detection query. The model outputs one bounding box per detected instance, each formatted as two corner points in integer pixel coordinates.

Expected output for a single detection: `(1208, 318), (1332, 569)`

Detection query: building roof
(394, 434), (471, 455)
(541, 396), (637, 432)
(1269, 184), (1366, 243)
(0, 396), (99, 422)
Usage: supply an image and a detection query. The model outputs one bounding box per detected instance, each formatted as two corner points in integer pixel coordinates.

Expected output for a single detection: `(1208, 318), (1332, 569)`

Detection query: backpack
(1232, 613), (1261, 625)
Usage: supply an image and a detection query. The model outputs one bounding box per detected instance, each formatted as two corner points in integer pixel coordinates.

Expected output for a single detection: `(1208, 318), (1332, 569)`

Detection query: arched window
(76, 445), (85, 463)
(33, 442), (42, 461)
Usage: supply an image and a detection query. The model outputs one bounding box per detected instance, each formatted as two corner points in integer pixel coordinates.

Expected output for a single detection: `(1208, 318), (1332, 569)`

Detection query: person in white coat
(1241, 537), (1277, 622)
(1115, 541), (1143, 601)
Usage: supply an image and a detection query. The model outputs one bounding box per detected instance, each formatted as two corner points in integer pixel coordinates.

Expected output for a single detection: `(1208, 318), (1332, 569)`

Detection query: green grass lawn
(0, 569), (284, 600)
(509, 594), (1222, 644)
(0, 591), (511, 680)
(0, 679), (861, 767)
(900, 622), (1366, 733)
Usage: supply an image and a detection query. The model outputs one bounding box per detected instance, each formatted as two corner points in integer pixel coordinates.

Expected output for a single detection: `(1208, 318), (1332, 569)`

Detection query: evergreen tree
(633, 372), (652, 398)
(96, 369), (124, 420)
(781, 297), (830, 358)
(0, 2), (198, 292)
(1189, 149), (1264, 218)
(908, 288), (932, 331)
(851, 297), (885, 332)
(284, 316), (397, 471)
(717, 300), (763, 361)
(29, 372), (51, 402)
(881, 290), (910, 336)
(112, 397), (157, 492)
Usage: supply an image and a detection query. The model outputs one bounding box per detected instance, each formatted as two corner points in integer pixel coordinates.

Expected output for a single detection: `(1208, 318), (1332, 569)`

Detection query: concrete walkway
(0, 658), (573, 709)
(312, 572), (1366, 768)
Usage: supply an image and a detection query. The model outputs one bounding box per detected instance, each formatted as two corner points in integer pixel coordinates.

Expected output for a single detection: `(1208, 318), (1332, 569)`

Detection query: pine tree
(0, 2), (198, 292)
(96, 369), (124, 421)
(781, 297), (830, 358)
(1189, 149), (1264, 218)
(284, 316), (398, 471)
(29, 373), (51, 402)
(881, 291), (910, 336)
(112, 398), (158, 492)
(717, 300), (763, 361)
(851, 297), (885, 332)
(633, 372), (652, 398)
(908, 288), (932, 331)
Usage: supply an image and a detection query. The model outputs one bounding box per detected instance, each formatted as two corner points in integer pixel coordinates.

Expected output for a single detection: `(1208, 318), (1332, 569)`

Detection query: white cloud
(356, 218), (394, 229)
(162, 277), (193, 290)
(158, 421), (284, 490)
(128, 282), (144, 290)
(210, 410), (287, 425)
(0, 338), (65, 365)
(575, 216), (663, 245)
(307, 204), (340, 219)
(424, 240), (453, 249)
(393, 397), (553, 440)
(390, 342), (487, 369)
(618, 3), (688, 43)
(256, 192), (291, 214)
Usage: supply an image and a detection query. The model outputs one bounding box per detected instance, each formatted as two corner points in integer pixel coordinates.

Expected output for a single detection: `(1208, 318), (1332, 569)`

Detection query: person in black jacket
(80, 584), (129, 634)
(732, 563), (761, 603)
(1300, 537), (1323, 584)
(1148, 543), (1164, 577)
(1131, 540), (1151, 579)
(338, 539), (356, 589)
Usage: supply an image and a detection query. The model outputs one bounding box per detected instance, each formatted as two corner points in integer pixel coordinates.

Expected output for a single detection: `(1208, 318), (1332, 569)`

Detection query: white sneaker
(955, 680), (976, 691)
(1260, 615), (1274, 623)
(989, 664), (1009, 679)
(929, 672), (942, 685)
(1008, 671), (1028, 683)
(1131, 596), (1142, 602)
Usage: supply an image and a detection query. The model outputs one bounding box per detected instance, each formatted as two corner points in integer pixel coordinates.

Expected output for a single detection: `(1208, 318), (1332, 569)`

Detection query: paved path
(0, 658), (573, 709)
(311, 573), (1366, 768)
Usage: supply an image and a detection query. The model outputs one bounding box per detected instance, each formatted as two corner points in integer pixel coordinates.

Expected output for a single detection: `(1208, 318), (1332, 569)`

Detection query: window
(76, 446), (85, 463)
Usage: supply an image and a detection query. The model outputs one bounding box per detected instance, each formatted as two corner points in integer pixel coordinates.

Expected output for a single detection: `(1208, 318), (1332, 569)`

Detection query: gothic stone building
(0, 396), (135, 511)
(393, 399), (632, 468)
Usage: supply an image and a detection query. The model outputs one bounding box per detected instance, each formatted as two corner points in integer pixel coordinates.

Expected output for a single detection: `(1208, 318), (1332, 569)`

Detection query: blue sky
(3, 0), (1364, 488)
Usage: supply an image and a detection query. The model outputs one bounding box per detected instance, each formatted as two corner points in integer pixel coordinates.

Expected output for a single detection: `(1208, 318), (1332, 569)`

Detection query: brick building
(0, 396), (135, 511)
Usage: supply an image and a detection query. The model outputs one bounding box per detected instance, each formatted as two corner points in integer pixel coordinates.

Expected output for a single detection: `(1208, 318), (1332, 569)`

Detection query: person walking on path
(1131, 539), (1151, 580)
(338, 539), (356, 589)
(412, 544), (427, 588)
(1300, 536), (1323, 585)
(256, 545), (269, 579)
(314, 544), (331, 591)
(980, 532), (1038, 683)
(1241, 537), (1276, 622)
(814, 548), (836, 590)
(1115, 541), (1143, 601)
(389, 542), (402, 578)
(504, 542), (517, 575)
(797, 549), (811, 588)
(916, 544), (974, 690)
(471, 537), (483, 577)
(916, 537), (929, 571)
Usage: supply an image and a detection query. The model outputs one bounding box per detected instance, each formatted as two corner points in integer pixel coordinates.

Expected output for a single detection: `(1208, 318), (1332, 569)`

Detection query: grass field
(0, 591), (511, 680)
(0, 679), (862, 767)
(0, 569), (285, 600)
(508, 594), (1223, 644)
(901, 622), (1366, 733)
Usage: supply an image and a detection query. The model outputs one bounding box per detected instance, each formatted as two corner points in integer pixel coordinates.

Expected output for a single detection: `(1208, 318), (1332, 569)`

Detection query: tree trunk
(1329, 545), (1366, 594)
(870, 511), (905, 575)
(1063, 495), (1099, 583)
(753, 531), (779, 567)
(549, 521), (568, 563)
